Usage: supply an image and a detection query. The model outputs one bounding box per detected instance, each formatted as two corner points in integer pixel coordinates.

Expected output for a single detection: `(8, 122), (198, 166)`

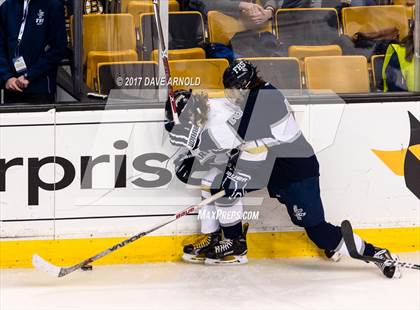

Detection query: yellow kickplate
(1, 227), (419, 268)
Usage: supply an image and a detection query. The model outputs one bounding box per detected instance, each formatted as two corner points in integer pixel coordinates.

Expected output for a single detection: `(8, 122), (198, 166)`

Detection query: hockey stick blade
(340, 220), (362, 259)
(32, 254), (62, 277)
(32, 191), (226, 277)
(341, 220), (420, 271)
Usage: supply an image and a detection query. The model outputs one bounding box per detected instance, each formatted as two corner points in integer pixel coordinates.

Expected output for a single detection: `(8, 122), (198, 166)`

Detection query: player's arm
(210, 141), (271, 200)
(169, 118), (243, 152)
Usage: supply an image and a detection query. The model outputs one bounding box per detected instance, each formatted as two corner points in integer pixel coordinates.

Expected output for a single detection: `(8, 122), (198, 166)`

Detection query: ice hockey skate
(182, 230), (221, 263)
(204, 223), (249, 266)
(371, 247), (402, 279)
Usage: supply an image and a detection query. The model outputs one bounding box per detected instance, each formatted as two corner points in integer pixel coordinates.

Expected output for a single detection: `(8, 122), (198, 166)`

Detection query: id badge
(13, 56), (27, 74)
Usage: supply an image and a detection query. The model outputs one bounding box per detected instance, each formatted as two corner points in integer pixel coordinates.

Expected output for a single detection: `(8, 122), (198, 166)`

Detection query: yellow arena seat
(407, 6), (414, 20)
(81, 14), (138, 88)
(288, 45), (342, 74)
(275, 9), (340, 47)
(168, 59), (229, 92)
(151, 48), (206, 62)
(121, 0), (131, 12)
(121, 0), (159, 13)
(87, 50), (138, 90)
(342, 5), (409, 40)
(392, 0), (411, 5)
(208, 11), (272, 45)
(128, 0), (180, 28)
(140, 12), (205, 60)
(305, 56), (370, 93)
(97, 61), (158, 95)
(239, 57), (302, 90)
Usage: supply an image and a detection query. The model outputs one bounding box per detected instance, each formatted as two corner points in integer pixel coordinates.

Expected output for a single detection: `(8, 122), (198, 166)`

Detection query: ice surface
(1, 253), (419, 310)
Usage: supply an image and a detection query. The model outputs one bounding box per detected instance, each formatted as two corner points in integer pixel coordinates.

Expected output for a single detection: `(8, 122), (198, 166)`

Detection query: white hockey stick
(153, 0), (180, 124)
(32, 190), (225, 277)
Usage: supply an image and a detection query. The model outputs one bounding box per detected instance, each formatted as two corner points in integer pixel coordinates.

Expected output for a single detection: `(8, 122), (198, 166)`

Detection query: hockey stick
(340, 220), (420, 271)
(153, 0), (179, 125)
(32, 190), (225, 277)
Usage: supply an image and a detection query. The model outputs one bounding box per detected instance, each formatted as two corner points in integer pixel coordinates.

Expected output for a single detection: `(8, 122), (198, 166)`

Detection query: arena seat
(371, 54), (385, 92)
(407, 5), (415, 20)
(97, 61), (158, 95)
(275, 9), (340, 48)
(238, 57), (302, 90)
(140, 12), (205, 60)
(207, 11), (272, 45)
(127, 0), (180, 28)
(288, 45), (342, 74)
(87, 50), (138, 90)
(342, 5), (409, 40)
(80, 14), (138, 89)
(151, 48), (206, 62)
(121, 0), (131, 12)
(392, 0), (411, 5)
(168, 59), (229, 92)
(305, 56), (370, 93)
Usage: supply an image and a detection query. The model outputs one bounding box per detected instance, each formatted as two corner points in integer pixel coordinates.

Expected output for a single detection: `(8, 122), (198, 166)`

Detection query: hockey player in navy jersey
(165, 60), (402, 278)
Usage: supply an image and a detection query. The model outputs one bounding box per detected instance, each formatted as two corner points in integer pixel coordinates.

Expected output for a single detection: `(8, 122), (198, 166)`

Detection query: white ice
(1, 253), (420, 310)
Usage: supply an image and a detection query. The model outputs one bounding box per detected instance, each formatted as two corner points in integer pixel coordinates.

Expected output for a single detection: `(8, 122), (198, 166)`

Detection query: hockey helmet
(223, 60), (257, 89)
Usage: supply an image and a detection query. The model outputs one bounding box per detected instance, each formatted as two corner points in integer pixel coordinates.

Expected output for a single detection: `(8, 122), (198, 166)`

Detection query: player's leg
(182, 167), (222, 263)
(269, 176), (401, 278)
(204, 196), (249, 265)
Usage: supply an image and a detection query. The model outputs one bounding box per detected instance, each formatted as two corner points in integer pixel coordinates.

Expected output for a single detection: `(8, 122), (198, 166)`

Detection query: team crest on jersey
(293, 205), (306, 221)
(228, 110), (243, 126)
(36, 10), (45, 26)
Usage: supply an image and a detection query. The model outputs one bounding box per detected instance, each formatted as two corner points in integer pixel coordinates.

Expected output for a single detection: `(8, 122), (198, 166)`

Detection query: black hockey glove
(173, 151), (195, 184)
(169, 122), (202, 150)
(211, 165), (251, 200)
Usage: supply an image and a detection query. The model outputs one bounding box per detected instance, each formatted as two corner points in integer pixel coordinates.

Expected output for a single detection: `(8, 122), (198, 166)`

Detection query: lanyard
(17, 0), (30, 44)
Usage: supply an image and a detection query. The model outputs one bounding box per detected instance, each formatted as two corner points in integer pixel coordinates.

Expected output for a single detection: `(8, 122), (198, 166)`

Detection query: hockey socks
(221, 222), (243, 239)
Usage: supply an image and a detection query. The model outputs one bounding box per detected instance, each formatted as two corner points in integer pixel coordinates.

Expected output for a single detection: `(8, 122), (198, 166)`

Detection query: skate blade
(182, 253), (205, 264)
(204, 255), (248, 266)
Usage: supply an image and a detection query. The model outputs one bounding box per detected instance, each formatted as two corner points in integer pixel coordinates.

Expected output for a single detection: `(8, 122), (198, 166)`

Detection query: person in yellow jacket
(382, 23), (415, 92)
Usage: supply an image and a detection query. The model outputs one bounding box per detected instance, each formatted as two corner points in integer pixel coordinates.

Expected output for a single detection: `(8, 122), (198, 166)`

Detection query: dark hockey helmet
(223, 60), (257, 89)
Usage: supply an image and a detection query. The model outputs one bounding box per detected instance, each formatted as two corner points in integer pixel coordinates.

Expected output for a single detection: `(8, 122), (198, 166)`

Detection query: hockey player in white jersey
(165, 89), (249, 265)
(165, 60), (402, 278)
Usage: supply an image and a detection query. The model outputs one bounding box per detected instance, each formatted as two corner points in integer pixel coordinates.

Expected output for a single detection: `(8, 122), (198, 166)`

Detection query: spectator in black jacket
(0, 0), (67, 104)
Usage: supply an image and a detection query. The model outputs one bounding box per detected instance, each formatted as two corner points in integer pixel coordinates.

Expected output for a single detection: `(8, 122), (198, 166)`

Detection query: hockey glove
(169, 122), (202, 150)
(173, 151), (195, 184)
(212, 166), (251, 200)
